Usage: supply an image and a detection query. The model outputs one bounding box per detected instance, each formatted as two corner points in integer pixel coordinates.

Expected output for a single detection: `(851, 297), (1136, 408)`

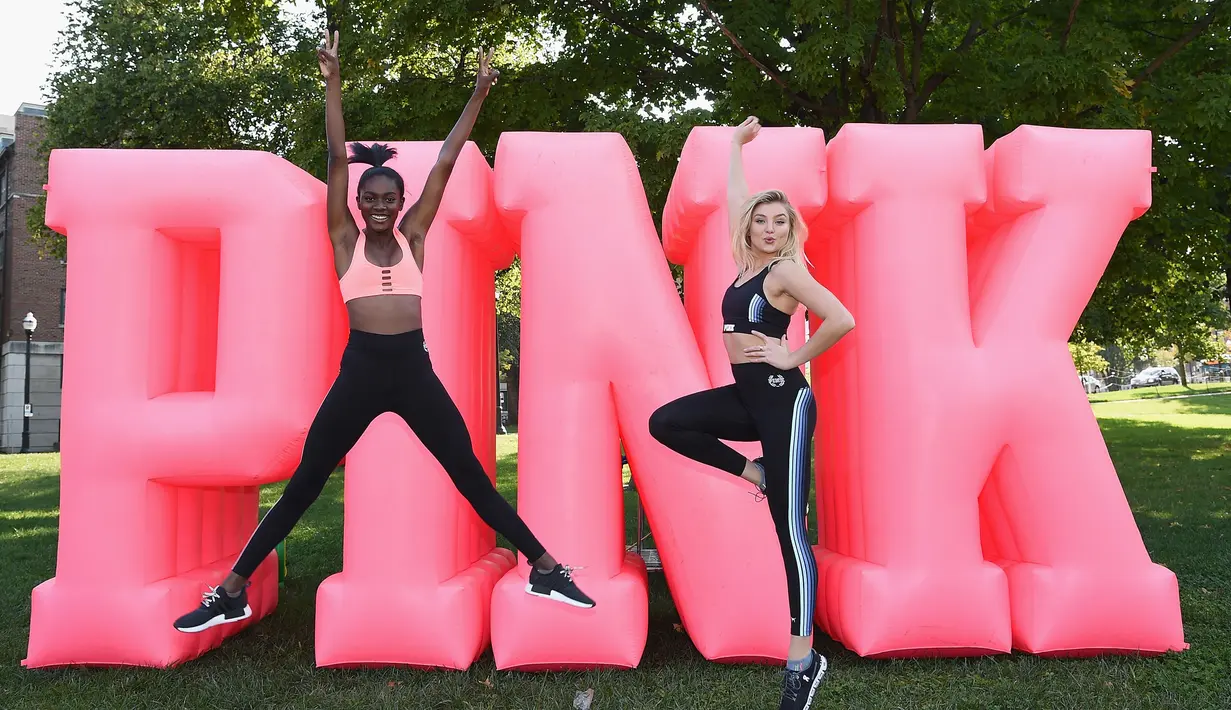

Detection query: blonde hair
(731, 190), (808, 275)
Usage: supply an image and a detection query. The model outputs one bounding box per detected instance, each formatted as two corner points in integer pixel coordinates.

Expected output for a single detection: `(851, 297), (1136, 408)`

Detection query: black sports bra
(721, 262), (793, 338)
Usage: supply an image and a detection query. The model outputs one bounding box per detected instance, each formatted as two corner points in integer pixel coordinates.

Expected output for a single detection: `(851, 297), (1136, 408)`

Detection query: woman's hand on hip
(745, 331), (797, 370)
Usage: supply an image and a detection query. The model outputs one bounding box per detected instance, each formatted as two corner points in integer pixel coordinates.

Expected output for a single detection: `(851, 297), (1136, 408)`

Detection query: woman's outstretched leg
(395, 344), (595, 608)
(173, 353), (384, 633)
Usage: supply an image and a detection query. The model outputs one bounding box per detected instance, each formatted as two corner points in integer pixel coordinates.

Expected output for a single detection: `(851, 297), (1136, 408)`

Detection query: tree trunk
(1177, 346), (1187, 386)
(1225, 227), (1230, 306)
(506, 362), (520, 428)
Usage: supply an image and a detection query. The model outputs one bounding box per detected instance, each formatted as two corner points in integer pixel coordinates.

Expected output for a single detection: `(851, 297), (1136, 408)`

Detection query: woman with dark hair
(175, 29), (593, 635)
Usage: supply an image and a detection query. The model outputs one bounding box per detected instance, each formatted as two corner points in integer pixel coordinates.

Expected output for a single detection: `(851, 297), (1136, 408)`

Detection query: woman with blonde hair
(649, 116), (854, 710)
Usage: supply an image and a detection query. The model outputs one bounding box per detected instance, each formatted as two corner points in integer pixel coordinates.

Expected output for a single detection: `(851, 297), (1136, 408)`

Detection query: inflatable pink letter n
(25, 149), (338, 668)
(488, 130), (827, 669)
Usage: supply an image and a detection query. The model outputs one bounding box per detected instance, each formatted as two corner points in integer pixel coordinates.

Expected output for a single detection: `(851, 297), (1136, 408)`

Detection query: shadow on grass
(1097, 416), (1230, 684)
(1095, 392), (1231, 416)
(0, 474), (60, 513)
(1169, 394), (1231, 417)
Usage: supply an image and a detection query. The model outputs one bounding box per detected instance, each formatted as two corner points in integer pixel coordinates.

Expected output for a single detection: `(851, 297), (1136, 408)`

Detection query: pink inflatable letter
(25, 149), (338, 668)
(811, 124), (1186, 656)
(488, 132), (812, 669)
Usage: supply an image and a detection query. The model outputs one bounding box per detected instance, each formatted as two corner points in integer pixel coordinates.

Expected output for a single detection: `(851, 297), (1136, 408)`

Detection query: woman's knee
(648, 403), (680, 443)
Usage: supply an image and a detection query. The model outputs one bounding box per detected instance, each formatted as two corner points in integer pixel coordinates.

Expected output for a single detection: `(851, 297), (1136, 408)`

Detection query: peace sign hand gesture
(744, 331), (796, 370)
(317, 29), (340, 81)
(474, 48), (499, 96)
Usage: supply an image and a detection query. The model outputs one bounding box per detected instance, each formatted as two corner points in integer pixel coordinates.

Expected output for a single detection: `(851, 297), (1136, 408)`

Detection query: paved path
(1091, 390), (1231, 405)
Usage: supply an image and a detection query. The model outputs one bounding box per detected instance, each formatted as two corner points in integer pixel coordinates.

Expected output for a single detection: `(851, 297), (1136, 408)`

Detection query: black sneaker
(778, 652), (828, 710)
(524, 564), (596, 608)
(173, 585), (252, 633)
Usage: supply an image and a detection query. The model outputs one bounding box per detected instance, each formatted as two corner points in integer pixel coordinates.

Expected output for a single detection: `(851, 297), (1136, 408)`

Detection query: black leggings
(233, 328), (547, 578)
(649, 362), (818, 637)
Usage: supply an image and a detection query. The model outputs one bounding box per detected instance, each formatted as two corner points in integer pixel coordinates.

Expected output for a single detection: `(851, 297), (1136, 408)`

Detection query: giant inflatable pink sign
(24, 124), (1185, 671)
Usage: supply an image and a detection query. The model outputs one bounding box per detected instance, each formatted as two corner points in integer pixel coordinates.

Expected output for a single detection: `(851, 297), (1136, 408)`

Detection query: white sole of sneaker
(800, 655), (828, 709)
(175, 605), (253, 634)
(523, 584), (595, 609)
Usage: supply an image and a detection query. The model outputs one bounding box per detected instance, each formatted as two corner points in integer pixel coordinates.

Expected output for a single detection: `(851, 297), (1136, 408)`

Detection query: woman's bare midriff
(346, 294), (424, 334)
(724, 332), (784, 365)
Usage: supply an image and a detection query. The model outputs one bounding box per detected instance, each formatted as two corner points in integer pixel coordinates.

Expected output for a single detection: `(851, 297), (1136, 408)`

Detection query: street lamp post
(21, 312), (36, 453)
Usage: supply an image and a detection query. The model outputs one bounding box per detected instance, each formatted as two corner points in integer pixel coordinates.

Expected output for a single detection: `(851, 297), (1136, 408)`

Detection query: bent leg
(648, 385), (758, 475)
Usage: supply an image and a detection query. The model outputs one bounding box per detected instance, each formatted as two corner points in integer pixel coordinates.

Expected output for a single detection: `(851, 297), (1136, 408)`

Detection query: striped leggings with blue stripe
(649, 362), (818, 637)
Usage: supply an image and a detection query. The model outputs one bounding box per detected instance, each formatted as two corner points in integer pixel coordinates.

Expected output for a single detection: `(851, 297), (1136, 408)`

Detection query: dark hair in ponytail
(348, 142), (405, 196)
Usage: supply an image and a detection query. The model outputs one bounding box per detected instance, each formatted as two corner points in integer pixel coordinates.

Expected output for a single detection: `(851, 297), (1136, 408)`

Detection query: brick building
(0, 103), (65, 453)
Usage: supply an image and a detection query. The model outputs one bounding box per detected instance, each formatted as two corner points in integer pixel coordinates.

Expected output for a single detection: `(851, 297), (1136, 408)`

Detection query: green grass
(1088, 381), (1231, 403)
(3, 397), (1230, 709)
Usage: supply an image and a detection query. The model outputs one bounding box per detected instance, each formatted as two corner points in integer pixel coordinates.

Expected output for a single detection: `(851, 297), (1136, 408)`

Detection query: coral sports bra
(339, 228), (423, 302)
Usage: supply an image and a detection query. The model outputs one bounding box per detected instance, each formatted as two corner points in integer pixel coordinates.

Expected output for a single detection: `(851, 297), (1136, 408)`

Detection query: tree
(1152, 347), (1177, 368)
(1069, 340), (1108, 374)
(26, 0), (314, 257)
(496, 261), (523, 423)
(31, 0), (1231, 371)
(522, 0), (1231, 353)
(1152, 271), (1231, 385)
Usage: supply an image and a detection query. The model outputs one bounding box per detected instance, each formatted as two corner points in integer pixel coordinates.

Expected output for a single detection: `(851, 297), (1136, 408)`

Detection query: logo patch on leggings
(768, 374), (785, 388)
(423, 340), (429, 352)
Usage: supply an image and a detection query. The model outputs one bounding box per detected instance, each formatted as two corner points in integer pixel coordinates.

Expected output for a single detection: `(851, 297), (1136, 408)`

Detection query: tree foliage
(30, 0), (1231, 368)
(1153, 271), (1230, 383)
(26, 0), (312, 257)
(495, 260), (522, 380)
(1068, 340), (1109, 374)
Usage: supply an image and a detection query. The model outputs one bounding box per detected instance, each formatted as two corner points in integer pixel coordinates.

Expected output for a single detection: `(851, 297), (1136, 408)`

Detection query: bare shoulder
(770, 259), (808, 280)
(766, 259), (809, 291)
(768, 259), (851, 323)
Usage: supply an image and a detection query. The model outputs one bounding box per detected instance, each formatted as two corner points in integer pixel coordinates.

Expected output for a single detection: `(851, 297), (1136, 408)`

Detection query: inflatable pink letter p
(25, 149), (337, 668)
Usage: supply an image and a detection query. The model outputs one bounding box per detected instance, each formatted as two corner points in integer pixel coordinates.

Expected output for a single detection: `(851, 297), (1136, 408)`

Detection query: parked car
(1200, 362), (1231, 381)
(1080, 375), (1107, 394)
(1129, 367), (1180, 388)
